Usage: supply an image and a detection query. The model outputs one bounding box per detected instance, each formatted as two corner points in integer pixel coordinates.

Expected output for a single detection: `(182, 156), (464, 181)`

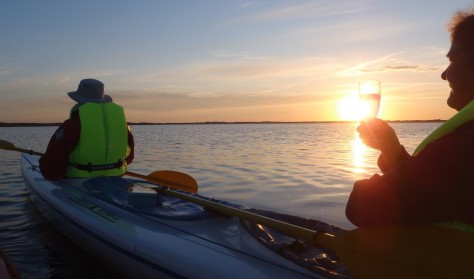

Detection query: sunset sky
(1, 0), (473, 123)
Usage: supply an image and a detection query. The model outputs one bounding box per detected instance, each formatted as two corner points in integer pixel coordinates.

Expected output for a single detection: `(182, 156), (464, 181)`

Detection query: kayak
(21, 153), (352, 279)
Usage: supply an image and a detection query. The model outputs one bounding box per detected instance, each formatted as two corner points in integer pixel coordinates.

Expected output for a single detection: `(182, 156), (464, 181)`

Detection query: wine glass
(359, 80), (381, 119)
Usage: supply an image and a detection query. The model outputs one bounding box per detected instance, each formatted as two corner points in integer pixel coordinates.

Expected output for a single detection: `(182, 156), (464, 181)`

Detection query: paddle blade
(126, 170), (198, 193)
(317, 226), (474, 279)
(0, 140), (16, 151)
(148, 170), (198, 193)
(0, 139), (44, 156)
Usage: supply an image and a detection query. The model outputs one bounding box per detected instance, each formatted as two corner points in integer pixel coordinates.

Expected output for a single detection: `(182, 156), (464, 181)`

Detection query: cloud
(126, 62), (343, 102)
(338, 47), (446, 76)
(239, 1), (265, 9)
(384, 65), (420, 70)
(105, 88), (327, 123)
(115, 89), (315, 110)
(229, 1), (365, 23)
(209, 50), (269, 60)
(361, 64), (440, 73)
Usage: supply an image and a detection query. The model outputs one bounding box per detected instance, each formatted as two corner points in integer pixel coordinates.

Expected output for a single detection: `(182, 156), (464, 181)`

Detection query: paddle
(0, 139), (198, 193)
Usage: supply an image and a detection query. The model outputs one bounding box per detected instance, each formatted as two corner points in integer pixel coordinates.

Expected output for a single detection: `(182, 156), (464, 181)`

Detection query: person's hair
(448, 7), (474, 61)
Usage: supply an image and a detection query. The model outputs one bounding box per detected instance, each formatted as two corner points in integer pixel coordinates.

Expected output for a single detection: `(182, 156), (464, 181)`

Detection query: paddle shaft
(155, 185), (323, 242)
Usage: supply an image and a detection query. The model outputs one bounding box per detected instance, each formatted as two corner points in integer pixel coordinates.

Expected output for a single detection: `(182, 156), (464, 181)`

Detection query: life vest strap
(70, 160), (123, 172)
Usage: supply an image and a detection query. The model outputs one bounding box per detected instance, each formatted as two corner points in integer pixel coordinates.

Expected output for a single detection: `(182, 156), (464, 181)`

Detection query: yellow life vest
(413, 100), (474, 155)
(412, 100), (474, 233)
(66, 102), (130, 178)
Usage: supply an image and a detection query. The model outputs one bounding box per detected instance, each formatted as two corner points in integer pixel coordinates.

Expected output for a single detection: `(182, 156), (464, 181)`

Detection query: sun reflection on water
(351, 131), (369, 174)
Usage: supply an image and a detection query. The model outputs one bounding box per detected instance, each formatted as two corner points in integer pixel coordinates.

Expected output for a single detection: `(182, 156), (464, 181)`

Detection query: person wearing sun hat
(39, 78), (134, 180)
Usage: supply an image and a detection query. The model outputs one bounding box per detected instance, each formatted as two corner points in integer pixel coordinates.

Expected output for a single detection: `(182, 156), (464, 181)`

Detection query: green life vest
(66, 102), (129, 178)
(412, 100), (474, 233)
(414, 100), (474, 155)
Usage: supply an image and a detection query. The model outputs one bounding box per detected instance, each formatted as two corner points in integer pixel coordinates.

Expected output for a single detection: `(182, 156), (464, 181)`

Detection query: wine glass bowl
(359, 80), (381, 119)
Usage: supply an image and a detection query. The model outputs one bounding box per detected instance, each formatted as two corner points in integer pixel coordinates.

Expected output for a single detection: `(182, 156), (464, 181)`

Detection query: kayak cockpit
(84, 176), (231, 221)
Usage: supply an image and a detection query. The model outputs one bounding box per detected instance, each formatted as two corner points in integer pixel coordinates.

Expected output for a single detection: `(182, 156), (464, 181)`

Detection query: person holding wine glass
(345, 7), (474, 231)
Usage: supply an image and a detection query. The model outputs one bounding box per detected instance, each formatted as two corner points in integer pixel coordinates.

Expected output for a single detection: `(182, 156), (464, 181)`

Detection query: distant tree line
(1, 120), (445, 128)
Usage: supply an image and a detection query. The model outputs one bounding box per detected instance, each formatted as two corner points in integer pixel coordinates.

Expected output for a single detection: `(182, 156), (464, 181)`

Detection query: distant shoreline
(0, 120), (446, 127)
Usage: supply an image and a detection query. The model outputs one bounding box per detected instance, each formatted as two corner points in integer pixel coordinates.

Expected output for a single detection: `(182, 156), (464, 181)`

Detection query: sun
(337, 93), (365, 121)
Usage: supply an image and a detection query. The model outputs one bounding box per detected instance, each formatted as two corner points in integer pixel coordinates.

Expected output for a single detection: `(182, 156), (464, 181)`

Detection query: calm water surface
(0, 122), (441, 278)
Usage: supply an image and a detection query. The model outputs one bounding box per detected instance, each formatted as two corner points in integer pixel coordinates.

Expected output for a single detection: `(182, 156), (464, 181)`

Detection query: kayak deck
(86, 176), (352, 278)
(21, 153), (352, 279)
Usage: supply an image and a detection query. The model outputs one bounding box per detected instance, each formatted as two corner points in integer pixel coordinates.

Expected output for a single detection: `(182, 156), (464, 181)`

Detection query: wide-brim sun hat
(67, 78), (112, 104)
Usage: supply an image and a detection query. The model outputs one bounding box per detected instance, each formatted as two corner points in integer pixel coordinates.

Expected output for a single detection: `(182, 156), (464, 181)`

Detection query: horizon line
(0, 119), (446, 127)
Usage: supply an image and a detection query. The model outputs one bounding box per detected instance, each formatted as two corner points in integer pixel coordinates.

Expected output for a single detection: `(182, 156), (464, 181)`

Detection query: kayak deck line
(69, 195), (121, 223)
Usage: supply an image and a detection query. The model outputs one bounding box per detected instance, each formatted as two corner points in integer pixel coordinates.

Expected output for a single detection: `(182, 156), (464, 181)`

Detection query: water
(0, 122), (441, 278)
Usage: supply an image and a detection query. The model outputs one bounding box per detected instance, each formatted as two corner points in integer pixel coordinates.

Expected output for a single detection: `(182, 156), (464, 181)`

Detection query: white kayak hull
(21, 154), (347, 279)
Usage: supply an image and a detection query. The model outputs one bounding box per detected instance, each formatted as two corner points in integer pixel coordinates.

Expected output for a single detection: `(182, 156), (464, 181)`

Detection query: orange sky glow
(1, 1), (471, 123)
